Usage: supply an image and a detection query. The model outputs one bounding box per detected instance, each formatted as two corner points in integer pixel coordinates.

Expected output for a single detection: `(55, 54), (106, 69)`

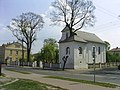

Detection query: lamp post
(92, 46), (96, 83)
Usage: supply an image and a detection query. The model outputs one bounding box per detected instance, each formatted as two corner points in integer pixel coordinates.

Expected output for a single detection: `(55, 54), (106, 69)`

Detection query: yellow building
(0, 42), (27, 64)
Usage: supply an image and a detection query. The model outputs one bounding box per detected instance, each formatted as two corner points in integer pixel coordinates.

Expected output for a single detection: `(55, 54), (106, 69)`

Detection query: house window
(16, 51), (18, 55)
(16, 58), (18, 61)
(92, 46), (96, 58)
(10, 57), (12, 61)
(98, 47), (100, 54)
(10, 50), (12, 55)
(15, 44), (20, 48)
(66, 47), (70, 54)
(78, 47), (82, 54)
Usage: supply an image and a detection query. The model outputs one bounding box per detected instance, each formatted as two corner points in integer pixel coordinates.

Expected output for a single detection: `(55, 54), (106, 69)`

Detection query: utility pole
(93, 46), (96, 83)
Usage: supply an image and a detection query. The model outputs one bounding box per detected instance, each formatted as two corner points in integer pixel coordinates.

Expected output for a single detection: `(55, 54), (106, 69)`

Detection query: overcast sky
(0, 0), (120, 53)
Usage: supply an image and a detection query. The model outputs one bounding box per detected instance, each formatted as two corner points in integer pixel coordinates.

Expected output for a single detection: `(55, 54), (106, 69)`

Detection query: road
(4, 66), (120, 85)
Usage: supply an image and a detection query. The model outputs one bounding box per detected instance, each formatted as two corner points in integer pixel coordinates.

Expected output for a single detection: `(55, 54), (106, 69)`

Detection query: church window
(98, 47), (100, 54)
(66, 47), (70, 54)
(78, 47), (82, 54)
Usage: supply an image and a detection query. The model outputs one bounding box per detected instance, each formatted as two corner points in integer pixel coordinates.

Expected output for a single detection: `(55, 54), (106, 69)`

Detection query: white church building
(59, 27), (106, 69)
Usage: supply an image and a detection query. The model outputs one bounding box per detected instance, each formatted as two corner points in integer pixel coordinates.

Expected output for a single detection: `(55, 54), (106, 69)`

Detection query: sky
(0, 0), (120, 53)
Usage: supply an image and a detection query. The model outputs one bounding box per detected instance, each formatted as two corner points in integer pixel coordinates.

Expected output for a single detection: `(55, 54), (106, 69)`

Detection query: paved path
(6, 66), (120, 85)
(2, 69), (119, 90)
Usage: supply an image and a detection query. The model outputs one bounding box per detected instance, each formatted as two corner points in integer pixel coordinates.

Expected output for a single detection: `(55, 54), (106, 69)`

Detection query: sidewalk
(2, 69), (119, 90)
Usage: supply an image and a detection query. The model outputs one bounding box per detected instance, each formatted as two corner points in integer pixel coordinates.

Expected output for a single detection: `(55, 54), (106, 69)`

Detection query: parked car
(118, 65), (120, 70)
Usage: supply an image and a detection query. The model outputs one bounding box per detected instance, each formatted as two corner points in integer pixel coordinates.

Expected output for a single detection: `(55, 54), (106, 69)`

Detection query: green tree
(50, 0), (95, 36)
(41, 38), (59, 63)
(104, 41), (111, 62)
(104, 41), (111, 51)
(8, 12), (44, 62)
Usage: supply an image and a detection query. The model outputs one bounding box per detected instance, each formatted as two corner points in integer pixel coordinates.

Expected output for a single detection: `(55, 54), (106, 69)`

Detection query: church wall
(59, 42), (74, 69)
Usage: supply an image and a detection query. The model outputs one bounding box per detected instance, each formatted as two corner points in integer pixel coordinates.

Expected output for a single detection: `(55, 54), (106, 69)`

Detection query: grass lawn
(44, 76), (119, 88)
(0, 77), (15, 86)
(1, 79), (66, 90)
(0, 73), (5, 77)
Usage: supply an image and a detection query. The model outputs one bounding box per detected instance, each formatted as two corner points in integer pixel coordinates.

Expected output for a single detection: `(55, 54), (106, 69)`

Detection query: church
(59, 27), (106, 69)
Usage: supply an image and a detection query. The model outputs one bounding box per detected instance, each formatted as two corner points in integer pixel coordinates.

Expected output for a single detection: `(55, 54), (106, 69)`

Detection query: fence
(88, 62), (120, 69)
(43, 63), (59, 69)
(9, 61), (32, 67)
(9, 61), (60, 69)
(9, 61), (120, 69)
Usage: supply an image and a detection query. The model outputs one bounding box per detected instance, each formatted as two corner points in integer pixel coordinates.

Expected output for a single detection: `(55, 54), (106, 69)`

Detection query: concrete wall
(59, 42), (74, 69)
(59, 41), (106, 69)
(86, 42), (106, 64)
(60, 31), (70, 41)
(73, 42), (88, 69)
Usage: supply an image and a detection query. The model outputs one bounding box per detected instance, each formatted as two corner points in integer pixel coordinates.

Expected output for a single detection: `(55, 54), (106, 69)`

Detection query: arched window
(78, 47), (82, 54)
(98, 47), (100, 54)
(66, 47), (70, 54)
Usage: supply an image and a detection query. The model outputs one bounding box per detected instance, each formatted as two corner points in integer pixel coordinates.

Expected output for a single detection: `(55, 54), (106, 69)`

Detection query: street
(4, 66), (120, 86)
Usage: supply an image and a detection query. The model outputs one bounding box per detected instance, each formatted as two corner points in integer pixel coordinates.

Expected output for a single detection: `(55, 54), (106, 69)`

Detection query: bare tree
(51, 0), (95, 36)
(8, 12), (44, 62)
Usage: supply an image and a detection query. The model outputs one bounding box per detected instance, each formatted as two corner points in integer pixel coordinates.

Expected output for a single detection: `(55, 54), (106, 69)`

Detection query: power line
(92, 24), (120, 33)
(94, 2), (119, 19)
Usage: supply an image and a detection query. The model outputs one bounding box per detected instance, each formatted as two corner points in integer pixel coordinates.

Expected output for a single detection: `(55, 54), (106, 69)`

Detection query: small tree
(51, 0), (95, 36)
(40, 38), (59, 63)
(8, 12), (44, 62)
(104, 41), (111, 62)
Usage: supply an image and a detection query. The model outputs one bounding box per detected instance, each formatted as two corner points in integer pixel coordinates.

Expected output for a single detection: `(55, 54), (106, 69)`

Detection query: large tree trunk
(62, 61), (66, 71)
(27, 48), (31, 62)
(69, 27), (76, 37)
(62, 56), (69, 71)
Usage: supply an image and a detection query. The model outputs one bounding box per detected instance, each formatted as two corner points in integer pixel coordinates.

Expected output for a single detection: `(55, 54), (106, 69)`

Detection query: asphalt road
(4, 66), (120, 85)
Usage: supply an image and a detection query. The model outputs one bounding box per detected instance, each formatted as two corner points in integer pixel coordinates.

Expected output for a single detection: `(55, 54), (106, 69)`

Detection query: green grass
(0, 73), (5, 77)
(0, 77), (15, 85)
(2, 79), (66, 90)
(5, 69), (31, 74)
(45, 76), (119, 88)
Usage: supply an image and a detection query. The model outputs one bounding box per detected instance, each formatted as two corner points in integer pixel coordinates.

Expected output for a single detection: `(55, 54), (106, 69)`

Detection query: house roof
(109, 47), (120, 52)
(2, 42), (26, 49)
(75, 31), (104, 44)
(61, 26), (70, 32)
(59, 30), (105, 44)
